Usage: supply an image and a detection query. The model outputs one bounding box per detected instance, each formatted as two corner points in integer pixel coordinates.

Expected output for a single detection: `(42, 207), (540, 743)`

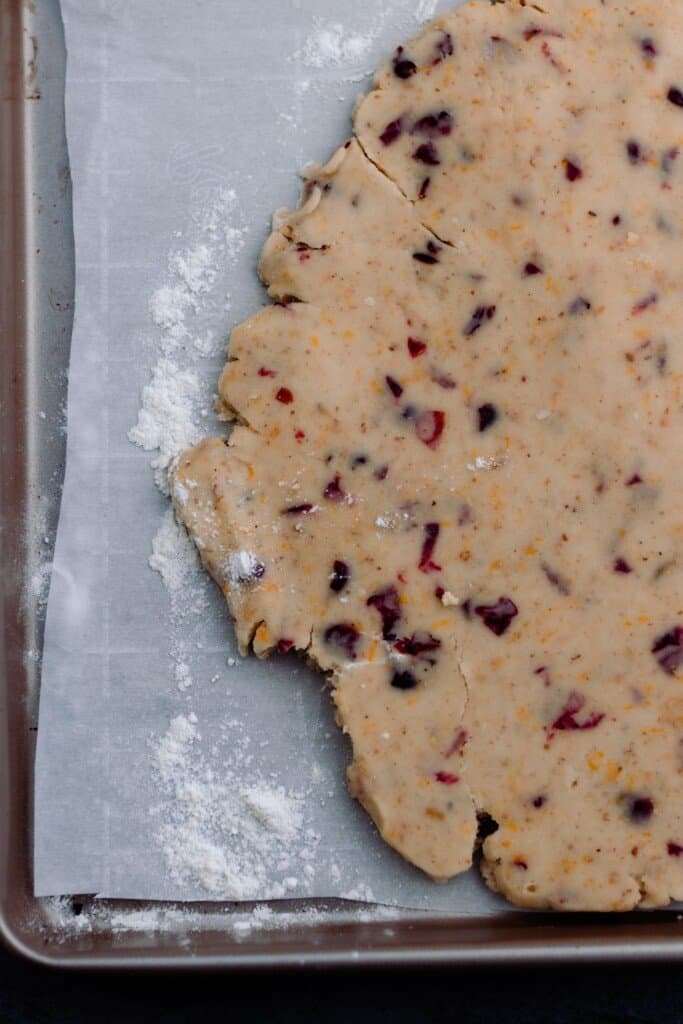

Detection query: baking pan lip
(3, 0), (683, 967)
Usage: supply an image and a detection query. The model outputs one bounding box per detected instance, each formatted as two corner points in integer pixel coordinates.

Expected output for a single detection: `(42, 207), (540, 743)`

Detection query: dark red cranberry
(432, 371), (457, 389)
(415, 410), (445, 448)
(667, 842), (683, 856)
(330, 560), (350, 593)
(393, 632), (441, 657)
(549, 691), (604, 734)
(631, 292), (658, 315)
(413, 242), (441, 264)
(433, 31), (454, 62)
(626, 473), (643, 485)
(367, 586), (402, 639)
(323, 474), (347, 502)
(626, 795), (655, 823)
(374, 464), (389, 481)
(418, 176), (431, 199)
(385, 375), (403, 399)
(541, 563), (570, 596)
(407, 337), (427, 358)
(652, 626), (683, 675)
(534, 665), (552, 687)
(393, 49), (417, 78)
(323, 623), (360, 660)
(435, 771), (459, 785)
(401, 404), (418, 421)
(614, 558), (633, 574)
(445, 729), (468, 756)
(626, 140), (642, 164)
(282, 502), (314, 515)
(524, 262), (543, 276)
(640, 37), (657, 58)
(413, 141), (441, 165)
(380, 118), (403, 146)
(276, 638), (294, 654)
(612, 215), (622, 226)
(568, 296), (591, 315)
(564, 159), (583, 181)
(276, 386), (293, 404)
(418, 522), (442, 573)
(412, 111), (453, 136)
(350, 454), (367, 467)
(464, 304), (496, 336)
(391, 669), (418, 690)
(474, 597), (518, 636)
(667, 86), (683, 108)
(477, 403), (498, 432)
(434, 586), (445, 600)
(477, 814), (499, 839)
(259, 366), (277, 377)
(532, 795), (546, 808)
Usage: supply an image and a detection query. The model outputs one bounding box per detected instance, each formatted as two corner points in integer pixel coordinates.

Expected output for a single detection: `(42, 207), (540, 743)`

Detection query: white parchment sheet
(34, 0), (504, 913)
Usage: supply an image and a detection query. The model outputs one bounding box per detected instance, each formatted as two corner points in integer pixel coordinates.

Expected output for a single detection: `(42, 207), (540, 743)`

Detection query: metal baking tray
(2, 0), (683, 967)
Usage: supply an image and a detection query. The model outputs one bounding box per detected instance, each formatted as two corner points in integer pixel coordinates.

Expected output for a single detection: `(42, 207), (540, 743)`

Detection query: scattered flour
(128, 358), (202, 494)
(298, 21), (376, 68)
(151, 713), (317, 899)
(148, 507), (200, 593)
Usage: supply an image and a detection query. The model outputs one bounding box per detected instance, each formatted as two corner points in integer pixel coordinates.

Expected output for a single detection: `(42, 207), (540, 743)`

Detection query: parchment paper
(34, 0), (504, 913)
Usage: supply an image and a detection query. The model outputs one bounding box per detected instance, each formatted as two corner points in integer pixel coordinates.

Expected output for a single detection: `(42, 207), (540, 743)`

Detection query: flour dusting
(298, 21), (376, 68)
(152, 713), (318, 899)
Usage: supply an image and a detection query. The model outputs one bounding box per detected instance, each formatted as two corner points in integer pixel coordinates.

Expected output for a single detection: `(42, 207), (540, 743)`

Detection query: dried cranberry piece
(412, 111), (453, 136)
(445, 729), (468, 756)
(385, 375), (404, 399)
(549, 691), (604, 734)
(393, 49), (417, 78)
(330, 560), (350, 593)
(524, 262), (543, 276)
(667, 86), (683, 108)
(667, 842), (683, 856)
(380, 118), (403, 146)
(541, 563), (570, 596)
(415, 410), (445, 448)
(259, 366), (277, 377)
(532, 795), (546, 808)
(351, 454), (367, 467)
(626, 140), (642, 164)
(474, 597), (518, 636)
(568, 296), (591, 315)
(323, 623), (360, 660)
(626, 795), (655, 823)
(477, 403), (498, 432)
(413, 141), (441, 165)
(418, 176), (431, 200)
(614, 558), (633, 574)
(631, 292), (658, 315)
(418, 522), (442, 573)
(276, 386), (294, 404)
(407, 337), (427, 358)
(433, 31), (454, 62)
(393, 632), (441, 657)
(640, 37), (657, 58)
(652, 626), (683, 675)
(323, 474), (347, 502)
(367, 586), (402, 639)
(375, 464), (389, 481)
(282, 502), (314, 516)
(277, 638), (294, 654)
(413, 241), (442, 265)
(564, 158), (583, 181)
(435, 771), (459, 785)
(391, 669), (418, 690)
(432, 371), (457, 390)
(626, 473), (643, 486)
(464, 304), (496, 336)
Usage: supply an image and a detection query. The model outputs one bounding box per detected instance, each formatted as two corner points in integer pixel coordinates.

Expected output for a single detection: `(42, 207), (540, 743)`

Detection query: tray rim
(2, 0), (683, 968)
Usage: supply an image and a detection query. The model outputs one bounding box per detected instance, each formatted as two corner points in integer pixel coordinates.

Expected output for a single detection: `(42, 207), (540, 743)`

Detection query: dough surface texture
(172, 0), (683, 910)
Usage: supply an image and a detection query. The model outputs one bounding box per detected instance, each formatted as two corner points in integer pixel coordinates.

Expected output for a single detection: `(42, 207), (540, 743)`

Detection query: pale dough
(171, 0), (683, 910)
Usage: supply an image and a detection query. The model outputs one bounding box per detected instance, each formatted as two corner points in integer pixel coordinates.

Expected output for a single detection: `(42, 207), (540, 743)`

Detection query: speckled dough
(171, 0), (683, 910)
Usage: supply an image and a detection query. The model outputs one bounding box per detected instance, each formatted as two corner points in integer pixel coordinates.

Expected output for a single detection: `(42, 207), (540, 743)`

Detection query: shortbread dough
(171, 0), (683, 910)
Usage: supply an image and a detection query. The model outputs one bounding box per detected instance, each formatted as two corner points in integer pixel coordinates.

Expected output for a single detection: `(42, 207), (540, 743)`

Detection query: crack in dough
(171, 0), (683, 909)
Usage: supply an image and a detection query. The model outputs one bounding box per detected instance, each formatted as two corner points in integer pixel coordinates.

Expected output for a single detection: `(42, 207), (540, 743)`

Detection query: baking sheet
(34, 0), (504, 913)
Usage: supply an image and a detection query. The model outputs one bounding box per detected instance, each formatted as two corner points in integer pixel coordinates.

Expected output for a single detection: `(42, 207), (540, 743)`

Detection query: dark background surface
(0, 942), (681, 1024)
